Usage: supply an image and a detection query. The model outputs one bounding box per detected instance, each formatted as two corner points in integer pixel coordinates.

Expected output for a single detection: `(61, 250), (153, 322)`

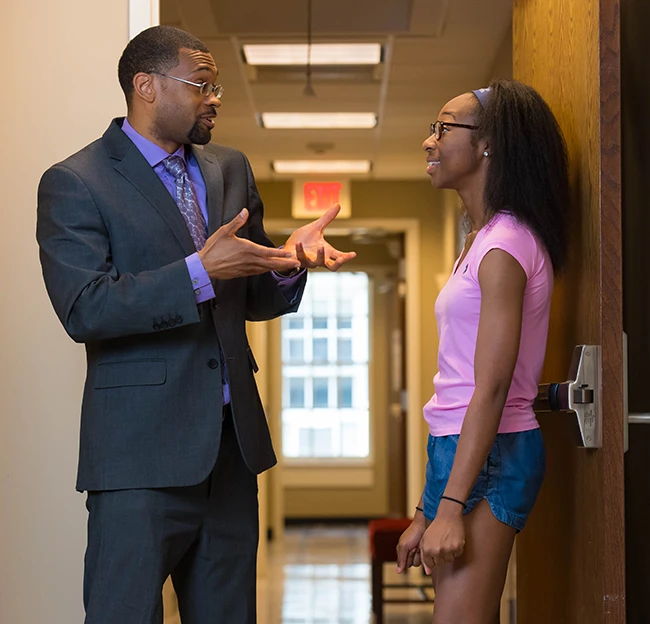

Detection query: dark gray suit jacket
(37, 118), (306, 492)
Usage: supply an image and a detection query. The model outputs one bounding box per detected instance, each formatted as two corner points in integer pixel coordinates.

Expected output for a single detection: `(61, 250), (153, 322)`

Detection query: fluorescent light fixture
(261, 112), (377, 129)
(243, 43), (381, 66)
(273, 160), (372, 174)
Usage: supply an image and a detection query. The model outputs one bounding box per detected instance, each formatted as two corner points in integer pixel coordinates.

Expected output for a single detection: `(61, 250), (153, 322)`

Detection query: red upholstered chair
(368, 518), (434, 624)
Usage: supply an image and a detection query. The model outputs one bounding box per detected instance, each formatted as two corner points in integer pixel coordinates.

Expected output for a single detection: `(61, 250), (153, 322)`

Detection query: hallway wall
(489, 24), (513, 80)
(0, 2), (129, 621)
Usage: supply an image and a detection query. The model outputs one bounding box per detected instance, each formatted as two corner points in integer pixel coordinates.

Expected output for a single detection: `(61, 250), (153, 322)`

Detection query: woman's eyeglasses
(429, 120), (477, 140)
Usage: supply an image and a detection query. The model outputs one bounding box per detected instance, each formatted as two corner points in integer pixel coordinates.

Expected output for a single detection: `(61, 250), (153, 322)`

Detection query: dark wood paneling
(625, 426), (650, 623)
(621, 0), (650, 415)
(513, 0), (625, 622)
(621, 0), (650, 620)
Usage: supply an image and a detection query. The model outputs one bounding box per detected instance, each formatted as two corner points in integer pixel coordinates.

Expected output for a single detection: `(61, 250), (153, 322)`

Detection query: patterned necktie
(162, 155), (230, 404)
(161, 155), (208, 250)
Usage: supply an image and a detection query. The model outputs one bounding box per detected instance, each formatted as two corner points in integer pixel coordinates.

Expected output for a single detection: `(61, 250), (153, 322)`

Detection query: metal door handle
(534, 345), (601, 448)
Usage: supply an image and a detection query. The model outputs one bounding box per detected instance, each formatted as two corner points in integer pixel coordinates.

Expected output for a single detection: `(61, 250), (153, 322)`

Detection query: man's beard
(187, 120), (211, 145)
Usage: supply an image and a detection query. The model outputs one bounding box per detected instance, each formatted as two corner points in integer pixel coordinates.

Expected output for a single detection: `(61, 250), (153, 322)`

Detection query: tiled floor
(257, 524), (434, 624)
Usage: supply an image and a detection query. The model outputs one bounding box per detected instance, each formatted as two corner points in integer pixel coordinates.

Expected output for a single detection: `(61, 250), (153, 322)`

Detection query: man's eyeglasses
(155, 73), (224, 99)
(429, 120), (477, 140)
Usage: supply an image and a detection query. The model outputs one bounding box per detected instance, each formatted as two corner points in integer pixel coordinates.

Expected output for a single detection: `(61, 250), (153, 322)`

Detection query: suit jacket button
(207, 358), (219, 369)
(175, 315), (183, 324)
(153, 323), (161, 331)
(161, 320), (170, 329)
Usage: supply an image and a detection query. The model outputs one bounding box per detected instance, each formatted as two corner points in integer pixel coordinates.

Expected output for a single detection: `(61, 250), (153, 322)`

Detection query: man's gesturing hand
(198, 209), (300, 279)
(283, 204), (356, 272)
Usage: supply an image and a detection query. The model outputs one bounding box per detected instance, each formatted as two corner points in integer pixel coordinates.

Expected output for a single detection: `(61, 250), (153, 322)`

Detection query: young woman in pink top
(396, 79), (570, 623)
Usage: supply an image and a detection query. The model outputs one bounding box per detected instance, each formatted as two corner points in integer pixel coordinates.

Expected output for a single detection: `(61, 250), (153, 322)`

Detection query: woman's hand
(396, 515), (427, 574)
(419, 502), (466, 574)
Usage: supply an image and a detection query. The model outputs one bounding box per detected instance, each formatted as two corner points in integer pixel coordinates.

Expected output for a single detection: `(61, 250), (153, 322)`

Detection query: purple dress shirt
(121, 119), (304, 405)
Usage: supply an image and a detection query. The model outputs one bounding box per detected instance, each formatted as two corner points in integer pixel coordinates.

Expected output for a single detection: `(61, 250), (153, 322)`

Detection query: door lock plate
(535, 345), (601, 448)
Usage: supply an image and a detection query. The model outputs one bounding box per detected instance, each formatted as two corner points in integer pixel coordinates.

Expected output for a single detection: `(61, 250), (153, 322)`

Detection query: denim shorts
(422, 429), (545, 532)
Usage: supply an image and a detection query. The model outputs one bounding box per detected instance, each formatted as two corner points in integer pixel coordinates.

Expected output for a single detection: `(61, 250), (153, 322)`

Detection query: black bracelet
(415, 505), (425, 514)
(440, 495), (467, 510)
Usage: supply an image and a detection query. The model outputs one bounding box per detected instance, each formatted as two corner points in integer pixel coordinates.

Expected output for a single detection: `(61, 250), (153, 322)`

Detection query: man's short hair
(118, 25), (209, 106)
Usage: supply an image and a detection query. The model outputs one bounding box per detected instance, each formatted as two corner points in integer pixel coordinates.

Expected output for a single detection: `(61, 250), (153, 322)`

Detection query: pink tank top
(423, 212), (554, 436)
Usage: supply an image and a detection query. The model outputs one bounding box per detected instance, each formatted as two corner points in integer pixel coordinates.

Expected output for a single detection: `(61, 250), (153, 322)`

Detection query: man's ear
(132, 72), (157, 104)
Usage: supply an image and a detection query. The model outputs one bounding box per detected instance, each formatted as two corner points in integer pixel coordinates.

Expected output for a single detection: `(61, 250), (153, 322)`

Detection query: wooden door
(513, 0), (625, 622)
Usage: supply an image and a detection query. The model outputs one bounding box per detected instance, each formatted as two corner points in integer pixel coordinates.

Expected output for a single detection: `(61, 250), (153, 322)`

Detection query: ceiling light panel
(243, 43), (381, 66)
(273, 160), (372, 174)
(261, 113), (377, 129)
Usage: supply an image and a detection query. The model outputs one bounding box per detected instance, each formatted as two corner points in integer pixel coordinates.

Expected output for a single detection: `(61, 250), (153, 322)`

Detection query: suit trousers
(83, 407), (258, 624)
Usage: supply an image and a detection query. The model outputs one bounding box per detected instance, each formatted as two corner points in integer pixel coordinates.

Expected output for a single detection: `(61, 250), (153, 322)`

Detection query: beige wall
(0, 2), (129, 622)
(489, 25), (514, 80)
(256, 181), (458, 520)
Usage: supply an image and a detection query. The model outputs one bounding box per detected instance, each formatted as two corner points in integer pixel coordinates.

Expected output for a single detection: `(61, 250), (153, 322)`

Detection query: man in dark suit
(36, 25), (355, 624)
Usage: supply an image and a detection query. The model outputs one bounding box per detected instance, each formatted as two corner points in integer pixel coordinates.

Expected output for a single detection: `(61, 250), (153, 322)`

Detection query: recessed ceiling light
(272, 160), (372, 174)
(243, 43), (381, 66)
(260, 113), (377, 129)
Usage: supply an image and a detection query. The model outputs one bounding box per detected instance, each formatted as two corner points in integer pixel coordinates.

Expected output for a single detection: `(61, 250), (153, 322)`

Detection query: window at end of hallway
(281, 272), (370, 459)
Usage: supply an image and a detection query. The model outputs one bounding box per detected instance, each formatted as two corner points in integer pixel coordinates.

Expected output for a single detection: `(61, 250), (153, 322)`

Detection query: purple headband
(472, 87), (492, 109)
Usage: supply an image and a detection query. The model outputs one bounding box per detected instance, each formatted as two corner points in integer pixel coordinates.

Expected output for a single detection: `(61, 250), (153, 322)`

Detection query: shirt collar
(121, 118), (186, 168)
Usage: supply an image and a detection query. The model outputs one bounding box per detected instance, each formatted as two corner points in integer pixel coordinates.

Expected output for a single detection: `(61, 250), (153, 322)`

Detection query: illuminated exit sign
(292, 178), (351, 219)
(304, 182), (341, 211)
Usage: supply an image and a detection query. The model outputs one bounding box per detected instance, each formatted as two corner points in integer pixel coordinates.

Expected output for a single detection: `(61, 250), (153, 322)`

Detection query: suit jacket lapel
(103, 119), (196, 256)
(192, 146), (224, 235)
